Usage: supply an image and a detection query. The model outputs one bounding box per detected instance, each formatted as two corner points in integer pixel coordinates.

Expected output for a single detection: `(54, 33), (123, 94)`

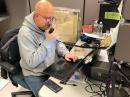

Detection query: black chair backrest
(0, 27), (20, 67)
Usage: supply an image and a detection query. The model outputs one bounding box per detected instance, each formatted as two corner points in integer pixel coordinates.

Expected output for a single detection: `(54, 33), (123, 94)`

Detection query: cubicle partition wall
(29, 0), (84, 26)
(122, 0), (130, 20)
(0, 0), (100, 37)
(0, 0), (30, 38)
(114, 23), (130, 63)
(29, 0), (100, 25)
(114, 0), (130, 63)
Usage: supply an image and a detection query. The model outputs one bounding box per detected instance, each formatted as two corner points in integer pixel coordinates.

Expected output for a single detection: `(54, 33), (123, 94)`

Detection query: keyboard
(43, 58), (82, 83)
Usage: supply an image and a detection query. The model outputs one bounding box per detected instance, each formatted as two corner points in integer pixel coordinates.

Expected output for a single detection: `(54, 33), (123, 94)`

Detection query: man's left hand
(64, 52), (78, 62)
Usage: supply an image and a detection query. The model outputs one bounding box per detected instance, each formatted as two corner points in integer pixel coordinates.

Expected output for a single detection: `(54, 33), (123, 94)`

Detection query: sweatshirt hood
(23, 12), (43, 34)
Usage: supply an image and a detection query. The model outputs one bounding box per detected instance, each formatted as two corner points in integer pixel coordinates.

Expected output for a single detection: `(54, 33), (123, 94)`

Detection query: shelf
(0, 15), (9, 22)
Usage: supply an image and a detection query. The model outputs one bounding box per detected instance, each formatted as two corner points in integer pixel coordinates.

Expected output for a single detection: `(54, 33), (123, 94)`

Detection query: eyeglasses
(38, 14), (55, 22)
(44, 16), (55, 23)
(34, 13), (56, 25)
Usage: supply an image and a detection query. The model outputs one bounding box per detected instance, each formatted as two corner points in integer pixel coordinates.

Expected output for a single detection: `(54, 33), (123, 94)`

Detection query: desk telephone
(44, 79), (63, 93)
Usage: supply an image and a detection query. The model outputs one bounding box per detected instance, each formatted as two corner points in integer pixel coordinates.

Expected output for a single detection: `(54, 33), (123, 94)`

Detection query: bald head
(34, 0), (55, 30)
(35, 0), (54, 17)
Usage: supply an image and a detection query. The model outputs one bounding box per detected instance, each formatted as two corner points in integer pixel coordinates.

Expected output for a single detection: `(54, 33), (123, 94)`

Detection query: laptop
(43, 58), (83, 83)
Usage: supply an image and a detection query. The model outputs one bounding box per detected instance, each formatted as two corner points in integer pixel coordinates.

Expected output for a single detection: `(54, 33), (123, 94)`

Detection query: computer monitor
(98, 3), (119, 33)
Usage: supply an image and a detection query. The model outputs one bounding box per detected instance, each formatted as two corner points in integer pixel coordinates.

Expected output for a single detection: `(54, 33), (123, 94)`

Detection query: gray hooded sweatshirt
(18, 12), (69, 76)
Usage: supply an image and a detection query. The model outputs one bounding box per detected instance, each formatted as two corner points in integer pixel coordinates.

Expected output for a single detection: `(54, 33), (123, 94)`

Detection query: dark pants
(24, 75), (49, 97)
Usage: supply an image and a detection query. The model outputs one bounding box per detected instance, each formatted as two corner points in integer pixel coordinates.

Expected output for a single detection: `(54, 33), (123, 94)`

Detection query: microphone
(49, 27), (54, 34)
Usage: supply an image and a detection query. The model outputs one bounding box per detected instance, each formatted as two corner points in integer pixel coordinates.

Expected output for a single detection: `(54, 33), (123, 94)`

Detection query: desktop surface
(39, 77), (92, 97)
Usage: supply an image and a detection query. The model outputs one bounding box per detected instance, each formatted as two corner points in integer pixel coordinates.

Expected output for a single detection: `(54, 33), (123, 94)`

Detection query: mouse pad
(43, 58), (82, 82)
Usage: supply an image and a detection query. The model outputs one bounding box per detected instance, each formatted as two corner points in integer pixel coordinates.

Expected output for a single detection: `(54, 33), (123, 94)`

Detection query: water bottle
(98, 21), (103, 34)
(93, 20), (99, 33)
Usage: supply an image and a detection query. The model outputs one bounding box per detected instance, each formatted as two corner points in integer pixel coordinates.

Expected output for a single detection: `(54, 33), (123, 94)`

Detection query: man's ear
(34, 13), (39, 18)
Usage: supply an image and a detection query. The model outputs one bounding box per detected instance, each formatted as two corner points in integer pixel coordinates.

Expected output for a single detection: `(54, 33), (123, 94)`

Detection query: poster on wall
(54, 7), (80, 43)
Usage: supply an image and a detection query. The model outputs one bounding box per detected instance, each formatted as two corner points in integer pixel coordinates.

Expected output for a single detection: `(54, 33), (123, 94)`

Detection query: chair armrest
(0, 62), (16, 73)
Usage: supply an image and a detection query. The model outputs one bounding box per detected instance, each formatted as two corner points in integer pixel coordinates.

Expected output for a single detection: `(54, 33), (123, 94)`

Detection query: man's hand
(64, 52), (78, 62)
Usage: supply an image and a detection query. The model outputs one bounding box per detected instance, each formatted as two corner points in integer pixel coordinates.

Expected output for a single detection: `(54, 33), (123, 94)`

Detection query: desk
(39, 77), (91, 97)
(39, 39), (95, 97)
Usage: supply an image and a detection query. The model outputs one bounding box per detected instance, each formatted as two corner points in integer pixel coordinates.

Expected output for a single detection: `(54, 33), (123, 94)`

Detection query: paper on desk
(70, 40), (92, 59)
(71, 47), (89, 59)
(98, 50), (109, 62)
(0, 78), (9, 91)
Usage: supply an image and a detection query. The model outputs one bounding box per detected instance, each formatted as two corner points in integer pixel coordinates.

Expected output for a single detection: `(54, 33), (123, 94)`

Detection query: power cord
(84, 77), (106, 97)
(60, 81), (77, 86)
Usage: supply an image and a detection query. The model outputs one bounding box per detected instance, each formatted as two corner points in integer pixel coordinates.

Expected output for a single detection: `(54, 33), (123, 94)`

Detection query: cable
(57, 40), (106, 49)
(84, 77), (106, 97)
(85, 82), (105, 97)
(60, 81), (77, 86)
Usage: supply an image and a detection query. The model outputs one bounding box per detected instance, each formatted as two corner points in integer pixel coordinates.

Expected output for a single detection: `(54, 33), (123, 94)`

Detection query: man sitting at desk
(18, 0), (78, 97)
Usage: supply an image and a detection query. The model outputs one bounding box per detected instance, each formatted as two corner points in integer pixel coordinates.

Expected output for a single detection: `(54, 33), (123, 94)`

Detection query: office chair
(0, 27), (35, 97)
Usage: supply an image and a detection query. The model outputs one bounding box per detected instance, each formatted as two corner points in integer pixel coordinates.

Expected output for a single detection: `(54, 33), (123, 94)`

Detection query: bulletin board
(54, 7), (80, 43)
